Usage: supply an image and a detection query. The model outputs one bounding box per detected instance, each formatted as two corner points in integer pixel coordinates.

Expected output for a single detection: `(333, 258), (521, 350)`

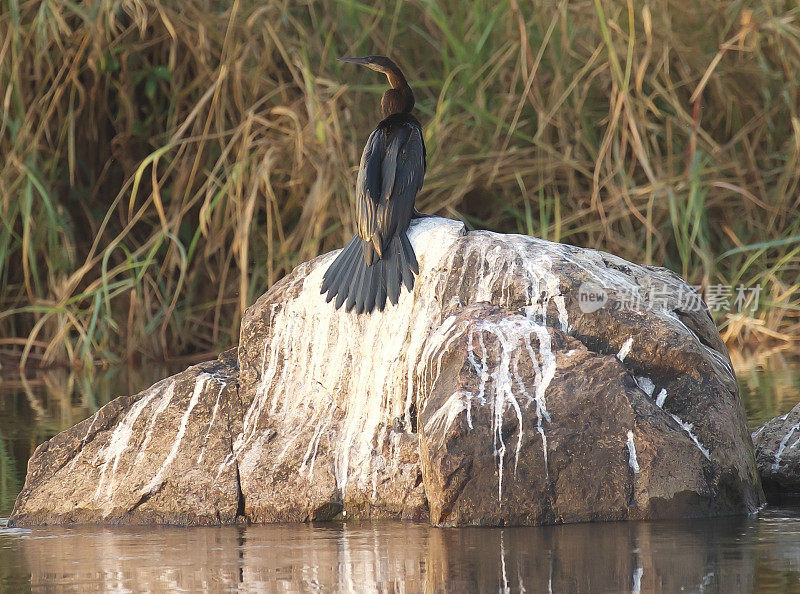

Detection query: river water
(1, 351), (799, 591)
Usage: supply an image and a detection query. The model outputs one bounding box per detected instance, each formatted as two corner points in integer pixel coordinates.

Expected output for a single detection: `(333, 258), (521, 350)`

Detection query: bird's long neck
(384, 67), (407, 90)
(381, 84), (414, 118)
(380, 64), (414, 118)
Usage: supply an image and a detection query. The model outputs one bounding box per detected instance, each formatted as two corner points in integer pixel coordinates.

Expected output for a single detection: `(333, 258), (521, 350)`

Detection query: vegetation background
(1, 0), (798, 369)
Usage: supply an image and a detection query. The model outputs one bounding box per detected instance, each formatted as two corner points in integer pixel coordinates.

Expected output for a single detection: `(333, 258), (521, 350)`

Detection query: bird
(320, 55), (426, 314)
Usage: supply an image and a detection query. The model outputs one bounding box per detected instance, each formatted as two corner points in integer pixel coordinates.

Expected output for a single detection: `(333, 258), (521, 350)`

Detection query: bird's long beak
(338, 57), (370, 65)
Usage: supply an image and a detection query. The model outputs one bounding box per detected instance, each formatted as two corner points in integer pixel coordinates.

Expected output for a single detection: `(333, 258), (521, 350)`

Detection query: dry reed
(1, 0), (798, 368)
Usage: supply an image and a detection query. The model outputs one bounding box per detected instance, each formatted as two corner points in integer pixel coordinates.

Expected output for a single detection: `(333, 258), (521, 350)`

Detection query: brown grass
(1, 0), (798, 368)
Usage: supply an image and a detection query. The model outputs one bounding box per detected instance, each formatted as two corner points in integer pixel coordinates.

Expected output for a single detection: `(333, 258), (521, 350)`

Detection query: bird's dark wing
(356, 121), (425, 264)
(379, 124), (425, 237)
(355, 128), (385, 261)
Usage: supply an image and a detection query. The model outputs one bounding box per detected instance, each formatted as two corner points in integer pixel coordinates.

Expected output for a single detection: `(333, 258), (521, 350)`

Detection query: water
(1, 352), (799, 591)
(733, 349), (800, 430)
(0, 511), (799, 592)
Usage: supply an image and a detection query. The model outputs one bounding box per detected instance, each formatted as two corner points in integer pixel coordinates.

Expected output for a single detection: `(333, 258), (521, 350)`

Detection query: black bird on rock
(321, 55), (426, 313)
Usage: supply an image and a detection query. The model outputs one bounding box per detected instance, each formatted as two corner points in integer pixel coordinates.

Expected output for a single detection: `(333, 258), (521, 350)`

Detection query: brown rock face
(753, 404), (800, 496)
(9, 217), (763, 526)
(418, 305), (756, 525)
(10, 352), (242, 526)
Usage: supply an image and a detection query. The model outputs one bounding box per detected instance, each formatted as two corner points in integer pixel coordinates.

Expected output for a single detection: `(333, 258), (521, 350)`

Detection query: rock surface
(10, 352), (241, 526)
(10, 217), (763, 526)
(753, 403), (800, 497)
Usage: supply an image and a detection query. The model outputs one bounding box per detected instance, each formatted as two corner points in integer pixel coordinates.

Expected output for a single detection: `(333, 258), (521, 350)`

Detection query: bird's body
(321, 56), (426, 313)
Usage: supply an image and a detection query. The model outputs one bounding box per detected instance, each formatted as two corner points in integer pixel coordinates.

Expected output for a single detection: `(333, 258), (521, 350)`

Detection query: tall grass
(1, 0), (798, 368)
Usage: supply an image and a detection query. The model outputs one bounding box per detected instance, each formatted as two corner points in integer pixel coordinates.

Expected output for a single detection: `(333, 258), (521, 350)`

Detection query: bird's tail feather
(321, 232), (418, 313)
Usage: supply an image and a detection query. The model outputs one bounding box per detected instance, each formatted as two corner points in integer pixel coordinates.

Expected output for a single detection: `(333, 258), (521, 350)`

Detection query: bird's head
(339, 55), (407, 88)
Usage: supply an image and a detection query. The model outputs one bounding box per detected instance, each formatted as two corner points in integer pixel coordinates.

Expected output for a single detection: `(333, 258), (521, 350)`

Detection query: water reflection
(0, 364), (174, 515)
(1, 513), (800, 591)
(732, 349), (800, 429)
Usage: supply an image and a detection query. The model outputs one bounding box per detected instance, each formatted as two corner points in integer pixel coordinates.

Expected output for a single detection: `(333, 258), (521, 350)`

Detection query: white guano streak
(235, 218), (467, 495)
(454, 234), (562, 499)
(235, 220), (571, 503)
(669, 413), (711, 461)
(131, 381), (176, 469)
(655, 389), (667, 408)
(617, 337), (633, 362)
(221, 219), (727, 508)
(635, 376), (655, 396)
(142, 374), (209, 494)
(197, 381), (226, 465)
(505, 236), (561, 495)
(638, 377), (708, 460)
(632, 566), (643, 594)
(93, 384), (163, 501)
(626, 430), (640, 473)
(772, 419), (800, 471)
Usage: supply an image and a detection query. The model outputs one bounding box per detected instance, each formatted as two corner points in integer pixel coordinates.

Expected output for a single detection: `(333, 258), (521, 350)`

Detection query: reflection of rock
(0, 434), (21, 515)
(755, 510), (800, 578)
(753, 403), (800, 496)
(10, 217), (762, 526)
(7, 519), (760, 591)
(0, 522), (30, 589)
(240, 524), (428, 589)
(425, 518), (756, 593)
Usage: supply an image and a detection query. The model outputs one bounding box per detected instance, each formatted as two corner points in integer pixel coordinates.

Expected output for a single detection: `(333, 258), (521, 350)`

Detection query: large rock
(753, 403), (800, 496)
(9, 217), (763, 526)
